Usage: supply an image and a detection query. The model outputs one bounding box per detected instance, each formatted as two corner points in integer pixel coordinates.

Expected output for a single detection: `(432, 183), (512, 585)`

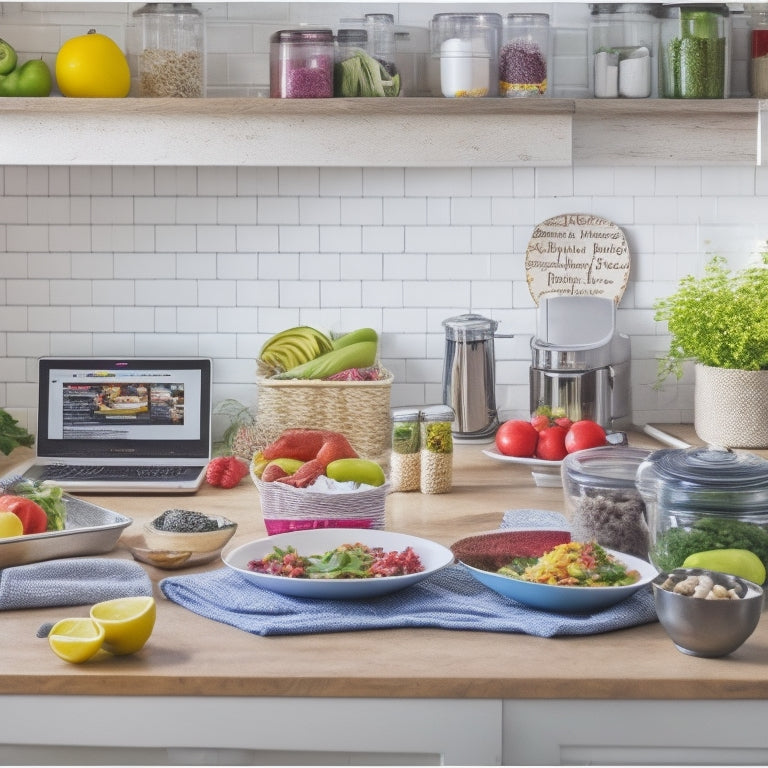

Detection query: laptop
(18, 357), (212, 493)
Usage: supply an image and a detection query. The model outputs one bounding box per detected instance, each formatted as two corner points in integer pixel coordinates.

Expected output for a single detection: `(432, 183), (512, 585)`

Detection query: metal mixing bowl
(652, 568), (765, 657)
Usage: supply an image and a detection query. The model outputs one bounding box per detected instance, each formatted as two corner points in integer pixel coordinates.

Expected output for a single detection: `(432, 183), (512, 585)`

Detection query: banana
(273, 340), (378, 380)
(259, 326), (334, 372)
(331, 327), (378, 350)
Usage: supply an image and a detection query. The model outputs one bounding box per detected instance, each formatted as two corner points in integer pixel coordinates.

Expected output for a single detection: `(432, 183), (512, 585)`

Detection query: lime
(0, 511), (23, 539)
(90, 595), (156, 655)
(48, 618), (105, 664)
(683, 548), (767, 585)
(326, 458), (386, 487)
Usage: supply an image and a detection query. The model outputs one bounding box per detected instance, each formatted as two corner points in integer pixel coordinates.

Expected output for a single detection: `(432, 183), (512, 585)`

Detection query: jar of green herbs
(420, 405), (454, 494)
(659, 4), (729, 99)
(390, 407), (421, 492)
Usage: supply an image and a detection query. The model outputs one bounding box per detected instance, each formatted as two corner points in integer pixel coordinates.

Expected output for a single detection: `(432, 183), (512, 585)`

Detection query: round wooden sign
(525, 214), (630, 305)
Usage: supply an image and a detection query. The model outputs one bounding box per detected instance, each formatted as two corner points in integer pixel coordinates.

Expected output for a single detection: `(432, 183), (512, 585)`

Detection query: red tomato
(564, 420), (608, 454)
(530, 414), (550, 432)
(495, 420), (539, 458)
(0, 494), (47, 534)
(535, 425), (568, 461)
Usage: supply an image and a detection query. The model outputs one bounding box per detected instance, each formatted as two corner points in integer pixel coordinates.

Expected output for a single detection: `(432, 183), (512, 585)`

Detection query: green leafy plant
(654, 251), (768, 383)
(0, 408), (34, 456)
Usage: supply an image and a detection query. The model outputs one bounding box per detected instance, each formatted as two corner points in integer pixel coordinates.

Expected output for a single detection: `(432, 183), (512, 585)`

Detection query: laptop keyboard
(35, 464), (204, 482)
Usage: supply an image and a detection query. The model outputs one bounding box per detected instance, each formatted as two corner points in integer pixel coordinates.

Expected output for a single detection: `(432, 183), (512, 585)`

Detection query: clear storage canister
(588, 4), (659, 98)
(659, 4), (730, 98)
(636, 447), (768, 576)
(431, 12), (502, 97)
(390, 407), (421, 492)
(365, 13), (399, 85)
(748, 4), (768, 98)
(133, 2), (205, 97)
(500, 13), (550, 97)
(270, 28), (334, 98)
(420, 405), (454, 494)
(562, 446), (651, 559)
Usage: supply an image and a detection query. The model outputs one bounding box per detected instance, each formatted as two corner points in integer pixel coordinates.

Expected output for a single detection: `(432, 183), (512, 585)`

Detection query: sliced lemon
(48, 618), (105, 664)
(90, 595), (156, 656)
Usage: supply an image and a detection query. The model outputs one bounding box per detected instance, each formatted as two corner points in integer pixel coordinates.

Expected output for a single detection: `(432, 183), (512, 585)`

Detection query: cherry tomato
(535, 425), (568, 461)
(564, 420), (608, 454)
(0, 494), (47, 534)
(495, 420), (538, 458)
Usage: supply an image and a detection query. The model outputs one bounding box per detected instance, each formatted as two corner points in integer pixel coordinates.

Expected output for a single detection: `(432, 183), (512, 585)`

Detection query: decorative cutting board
(525, 214), (630, 306)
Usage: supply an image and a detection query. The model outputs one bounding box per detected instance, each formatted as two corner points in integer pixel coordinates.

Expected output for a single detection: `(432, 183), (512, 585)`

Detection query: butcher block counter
(2, 426), (768, 766)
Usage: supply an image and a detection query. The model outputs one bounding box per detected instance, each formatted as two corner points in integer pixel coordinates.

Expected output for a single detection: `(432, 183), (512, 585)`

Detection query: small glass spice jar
(500, 13), (550, 97)
(420, 404), (454, 494)
(133, 2), (206, 97)
(431, 12), (502, 98)
(748, 4), (768, 97)
(588, 4), (659, 99)
(389, 407), (421, 493)
(270, 28), (334, 98)
(659, 3), (730, 99)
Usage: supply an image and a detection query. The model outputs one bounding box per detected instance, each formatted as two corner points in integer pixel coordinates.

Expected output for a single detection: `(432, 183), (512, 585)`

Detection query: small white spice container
(133, 2), (206, 98)
(431, 12), (501, 97)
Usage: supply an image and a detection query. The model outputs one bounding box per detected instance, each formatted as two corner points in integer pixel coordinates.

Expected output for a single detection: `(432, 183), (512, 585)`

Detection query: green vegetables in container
(334, 48), (400, 97)
(660, 5), (728, 99)
(420, 405), (454, 495)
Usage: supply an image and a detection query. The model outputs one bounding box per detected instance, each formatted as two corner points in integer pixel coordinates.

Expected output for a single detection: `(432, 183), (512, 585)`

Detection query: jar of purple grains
(270, 28), (334, 98)
(499, 13), (550, 97)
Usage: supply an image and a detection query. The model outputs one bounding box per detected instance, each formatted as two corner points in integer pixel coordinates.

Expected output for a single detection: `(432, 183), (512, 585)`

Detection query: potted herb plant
(654, 250), (768, 448)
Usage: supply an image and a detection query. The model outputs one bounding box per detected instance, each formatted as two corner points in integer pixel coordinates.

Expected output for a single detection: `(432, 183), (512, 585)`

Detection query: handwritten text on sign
(525, 214), (630, 305)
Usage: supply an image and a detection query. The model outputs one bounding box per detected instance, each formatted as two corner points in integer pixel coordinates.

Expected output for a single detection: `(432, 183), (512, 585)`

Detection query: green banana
(331, 327), (378, 350)
(273, 341), (377, 380)
(259, 326), (333, 372)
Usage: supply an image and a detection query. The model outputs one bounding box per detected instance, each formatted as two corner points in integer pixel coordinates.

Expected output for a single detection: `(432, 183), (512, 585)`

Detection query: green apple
(0, 39), (18, 75)
(326, 458), (386, 487)
(0, 59), (52, 97)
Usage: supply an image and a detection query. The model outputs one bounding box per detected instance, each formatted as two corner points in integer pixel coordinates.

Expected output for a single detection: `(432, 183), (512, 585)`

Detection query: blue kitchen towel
(159, 508), (658, 638)
(0, 557), (153, 610)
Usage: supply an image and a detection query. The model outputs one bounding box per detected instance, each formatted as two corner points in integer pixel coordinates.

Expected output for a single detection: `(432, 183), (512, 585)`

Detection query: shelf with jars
(0, 95), (760, 168)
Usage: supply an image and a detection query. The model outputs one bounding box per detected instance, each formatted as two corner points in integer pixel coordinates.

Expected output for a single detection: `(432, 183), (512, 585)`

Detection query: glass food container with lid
(637, 447), (768, 575)
(270, 28), (335, 98)
(431, 12), (502, 97)
(133, 2), (206, 97)
(420, 404), (455, 494)
(500, 13), (550, 97)
(562, 446), (651, 559)
(659, 3), (730, 98)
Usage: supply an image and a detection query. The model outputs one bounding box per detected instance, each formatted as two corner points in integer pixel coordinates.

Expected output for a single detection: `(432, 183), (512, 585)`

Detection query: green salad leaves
(0, 408), (34, 456)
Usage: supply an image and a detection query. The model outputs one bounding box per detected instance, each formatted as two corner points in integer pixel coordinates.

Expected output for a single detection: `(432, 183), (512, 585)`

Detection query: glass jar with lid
(748, 4), (768, 97)
(588, 3), (659, 98)
(270, 29), (335, 98)
(365, 13), (398, 84)
(500, 13), (550, 97)
(637, 447), (768, 576)
(562, 446), (651, 559)
(659, 3), (730, 98)
(431, 12), (502, 98)
(390, 406), (421, 493)
(133, 2), (205, 97)
(420, 404), (454, 494)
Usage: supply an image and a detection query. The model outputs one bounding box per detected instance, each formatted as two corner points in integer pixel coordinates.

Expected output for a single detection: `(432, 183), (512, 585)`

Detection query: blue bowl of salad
(457, 539), (658, 613)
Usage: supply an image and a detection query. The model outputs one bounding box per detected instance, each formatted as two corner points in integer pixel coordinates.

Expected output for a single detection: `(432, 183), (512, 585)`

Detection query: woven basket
(256, 370), (394, 470)
(694, 364), (768, 448)
(254, 476), (388, 535)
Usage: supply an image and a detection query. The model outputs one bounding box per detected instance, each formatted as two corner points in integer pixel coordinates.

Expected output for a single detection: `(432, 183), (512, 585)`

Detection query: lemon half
(48, 618), (105, 664)
(90, 595), (156, 655)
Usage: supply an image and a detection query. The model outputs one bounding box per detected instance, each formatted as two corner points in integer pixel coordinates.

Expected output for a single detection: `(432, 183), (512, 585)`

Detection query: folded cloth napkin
(160, 509), (658, 638)
(0, 557), (153, 611)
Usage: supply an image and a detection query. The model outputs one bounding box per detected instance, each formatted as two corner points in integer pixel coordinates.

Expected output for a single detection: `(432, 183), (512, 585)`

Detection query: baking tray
(0, 494), (132, 568)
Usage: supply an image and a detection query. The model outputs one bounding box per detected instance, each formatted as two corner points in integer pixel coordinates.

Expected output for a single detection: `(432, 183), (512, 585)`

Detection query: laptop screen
(36, 358), (212, 461)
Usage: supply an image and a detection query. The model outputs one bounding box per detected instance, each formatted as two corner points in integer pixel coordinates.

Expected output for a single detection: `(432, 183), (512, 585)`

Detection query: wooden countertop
(2, 429), (768, 701)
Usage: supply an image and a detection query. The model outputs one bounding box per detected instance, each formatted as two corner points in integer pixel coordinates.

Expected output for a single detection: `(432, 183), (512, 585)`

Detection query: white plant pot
(694, 363), (768, 448)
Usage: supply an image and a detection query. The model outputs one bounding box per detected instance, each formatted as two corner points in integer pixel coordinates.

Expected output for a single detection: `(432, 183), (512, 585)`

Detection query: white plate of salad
(223, 528), (455, 600)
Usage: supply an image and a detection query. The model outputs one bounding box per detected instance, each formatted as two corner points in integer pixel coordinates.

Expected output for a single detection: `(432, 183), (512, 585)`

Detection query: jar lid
(506, 13), (550, 24)
(391, 406), (421, 422)
(337, 29), (368, 44)
(589, 3), (660, 15)
(421, 404), (455, 422)
(133, 2), (202, 16)
(271, 29), (334, 44)
(563, 446), (651, 490)
(643, 447), (768, 490)
(442, 313), (499, 341)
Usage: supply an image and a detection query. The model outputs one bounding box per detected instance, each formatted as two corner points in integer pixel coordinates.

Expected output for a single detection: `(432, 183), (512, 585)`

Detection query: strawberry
(205, 456), (249, 489)
(530, 413), (550, 432)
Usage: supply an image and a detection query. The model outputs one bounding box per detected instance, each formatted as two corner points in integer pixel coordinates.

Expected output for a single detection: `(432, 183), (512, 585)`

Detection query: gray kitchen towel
(0, 558), (153, 610)
(160, 509), (658, 638)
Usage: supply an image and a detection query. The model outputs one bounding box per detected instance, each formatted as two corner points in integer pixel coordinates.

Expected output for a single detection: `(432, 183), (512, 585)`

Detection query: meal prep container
(637, 446), (768, 572)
